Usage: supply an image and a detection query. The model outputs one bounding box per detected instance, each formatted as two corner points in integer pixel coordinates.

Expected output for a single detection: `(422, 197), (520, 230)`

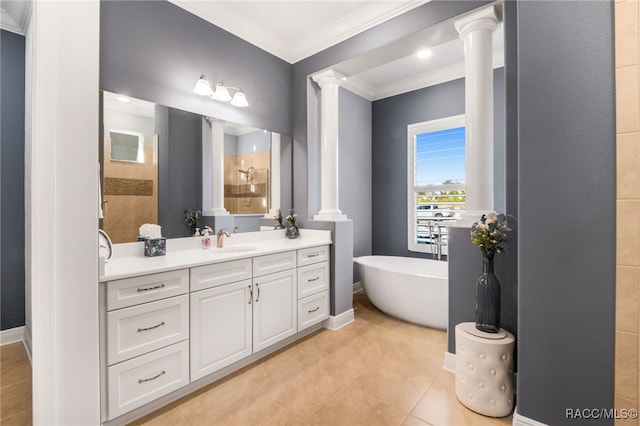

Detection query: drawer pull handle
(138, 370), (166, 384)
(248, 285), (253, 305)
(307, 253), (319, 258)
(308, 306), (320, 313)
(308, 277), (320, 282)
(255, 283), (261, 302)
(137, 284), (165, 292)
(137, 322), (165, 332)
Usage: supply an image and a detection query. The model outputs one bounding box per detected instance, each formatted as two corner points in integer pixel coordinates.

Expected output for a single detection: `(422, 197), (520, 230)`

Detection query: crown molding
(169, 0), (427, 64)
(1, 1), (31, 36)
(288, 0), (427, 64)
(168, 0), (292, 62)
(343, 49), (504, 102)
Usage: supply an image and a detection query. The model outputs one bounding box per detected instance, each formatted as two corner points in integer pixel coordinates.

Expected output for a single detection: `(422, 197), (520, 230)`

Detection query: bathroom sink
(213, 246), (258, 254)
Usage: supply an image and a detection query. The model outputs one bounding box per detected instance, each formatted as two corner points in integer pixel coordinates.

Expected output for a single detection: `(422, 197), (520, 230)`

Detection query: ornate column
(204, 118), (229, 216)
(312, 69), (347, 220)
(455, 6), (500, 223)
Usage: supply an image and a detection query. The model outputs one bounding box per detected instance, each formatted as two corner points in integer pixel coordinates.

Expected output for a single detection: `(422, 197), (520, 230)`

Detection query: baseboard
(23, 326), (33, 364)
(0, 326), (25, 346)
(512, 408), (548, 426)
(324, 308), (355, 330)
(443, 351), (456, 372)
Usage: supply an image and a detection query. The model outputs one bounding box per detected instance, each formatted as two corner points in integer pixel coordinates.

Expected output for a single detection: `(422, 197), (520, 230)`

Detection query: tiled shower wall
(616, 1), (640, 423)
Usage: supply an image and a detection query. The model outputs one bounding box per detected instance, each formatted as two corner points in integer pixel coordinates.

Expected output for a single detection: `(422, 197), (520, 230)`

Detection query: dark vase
(274, 219), (285, 230)
(475, 251), (501, 333)
(285, 222), (299, 239)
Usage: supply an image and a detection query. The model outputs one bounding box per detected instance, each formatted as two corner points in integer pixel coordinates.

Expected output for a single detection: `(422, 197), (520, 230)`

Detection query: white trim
(512, 408), (549, 426)
(0, 326), (25, 345)
(323, 309), (355, 331)
(342, 53), (504, 102)
(23, 326), (32, 364)
(443, 351), (456, 373)
(167, 0), (427, 64)
(0, 1), (31, 35)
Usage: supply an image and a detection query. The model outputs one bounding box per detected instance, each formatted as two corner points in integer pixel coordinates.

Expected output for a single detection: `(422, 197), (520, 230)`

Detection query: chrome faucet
(216, 229), (231, 248)
(427, 221), (446, 261)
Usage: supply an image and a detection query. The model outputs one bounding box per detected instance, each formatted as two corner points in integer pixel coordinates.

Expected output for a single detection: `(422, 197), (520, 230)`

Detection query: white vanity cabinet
(252, 268), (297, 352)
(104, 270), (190, 420)
(190, 253), (297, 378)
(190, 259), (253, 381)
(101, 236), (331, 424)
(296, 246), (330, 331)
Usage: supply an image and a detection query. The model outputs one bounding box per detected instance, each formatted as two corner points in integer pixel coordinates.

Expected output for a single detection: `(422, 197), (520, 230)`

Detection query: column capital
(311, 69), (345, 88)
(454, 5), (500, 39)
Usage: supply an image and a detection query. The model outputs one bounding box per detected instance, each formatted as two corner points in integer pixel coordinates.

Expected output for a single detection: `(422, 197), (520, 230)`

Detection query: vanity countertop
(99, 229), (332, 282)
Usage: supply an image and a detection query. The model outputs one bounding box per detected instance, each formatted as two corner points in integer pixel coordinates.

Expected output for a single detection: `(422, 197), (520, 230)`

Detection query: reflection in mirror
(101, 92), (158, 243)
(223, 124), (270, 214)
(100, 90), (291, 243)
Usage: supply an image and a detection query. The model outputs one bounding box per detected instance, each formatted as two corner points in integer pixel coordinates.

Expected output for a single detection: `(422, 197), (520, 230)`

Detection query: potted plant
(285, 209), (299, 239)
(184, 209), (201, 236)
(273, 208), (285, 230)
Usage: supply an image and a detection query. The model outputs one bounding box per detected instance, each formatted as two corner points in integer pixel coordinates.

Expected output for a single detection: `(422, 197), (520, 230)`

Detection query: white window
(407, 115), (466, 255)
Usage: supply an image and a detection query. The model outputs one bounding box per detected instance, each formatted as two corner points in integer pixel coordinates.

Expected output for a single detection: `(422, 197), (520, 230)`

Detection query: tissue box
(144, 237), (166, 257)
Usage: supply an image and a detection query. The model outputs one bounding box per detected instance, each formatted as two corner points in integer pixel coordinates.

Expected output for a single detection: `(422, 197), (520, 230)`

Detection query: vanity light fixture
(193, 74), (249, 107)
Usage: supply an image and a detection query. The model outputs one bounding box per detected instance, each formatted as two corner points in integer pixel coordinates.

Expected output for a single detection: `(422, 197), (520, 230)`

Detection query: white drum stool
(454, 322), (515, 417)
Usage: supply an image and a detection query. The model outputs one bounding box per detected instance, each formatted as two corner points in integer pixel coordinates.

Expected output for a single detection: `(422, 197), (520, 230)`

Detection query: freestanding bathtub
(354, 255), (448, 330)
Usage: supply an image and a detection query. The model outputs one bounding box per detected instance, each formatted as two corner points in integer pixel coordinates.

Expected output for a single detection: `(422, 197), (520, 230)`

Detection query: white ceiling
(168, 0), (427, 64)
(172, 0), (504, 101)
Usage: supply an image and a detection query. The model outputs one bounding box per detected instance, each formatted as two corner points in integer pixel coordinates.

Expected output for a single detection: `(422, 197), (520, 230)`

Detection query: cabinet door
(252, 270), (297, 353)
(190, 280), (252, 381)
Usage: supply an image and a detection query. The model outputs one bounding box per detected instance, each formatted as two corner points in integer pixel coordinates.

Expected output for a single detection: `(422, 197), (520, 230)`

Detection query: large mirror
(99, 90), (292, 243)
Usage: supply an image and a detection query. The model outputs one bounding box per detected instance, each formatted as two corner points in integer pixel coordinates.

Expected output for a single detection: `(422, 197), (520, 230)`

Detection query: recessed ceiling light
(117, 96), (130, 103)
(341, 76), (347, 81)
(417, 49), (432, 59)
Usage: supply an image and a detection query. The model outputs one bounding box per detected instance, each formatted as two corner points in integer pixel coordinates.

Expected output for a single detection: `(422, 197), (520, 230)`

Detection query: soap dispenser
(201, 226), (213, 249)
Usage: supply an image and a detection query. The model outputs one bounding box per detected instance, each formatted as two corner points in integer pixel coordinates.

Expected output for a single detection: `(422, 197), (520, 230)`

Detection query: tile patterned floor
(0, 342), (32, 426)
(132, 292), (514, 426)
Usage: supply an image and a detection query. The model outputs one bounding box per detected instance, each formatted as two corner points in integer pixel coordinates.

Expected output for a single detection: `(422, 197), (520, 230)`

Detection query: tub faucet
(216, 229), (231, 248)
(433, 223), (447, 261)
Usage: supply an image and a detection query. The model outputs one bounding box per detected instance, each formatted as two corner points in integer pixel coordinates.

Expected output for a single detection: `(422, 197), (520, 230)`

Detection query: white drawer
(190, 258), (252, 292)
(107, 269), (189, 311)
(107, 340), (189, 420)
(107, 295), (189, 365)
(297, 246), (329, 267)
(297, 262), (329, 299)
(297, 291), (329, 331)
(253, 251), (296, 277)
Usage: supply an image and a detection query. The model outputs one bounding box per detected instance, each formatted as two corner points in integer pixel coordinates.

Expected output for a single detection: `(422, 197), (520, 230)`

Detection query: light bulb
(193, 75), (213, 96)
(213, 82), (231, 101)
(230, 89), (249, 107)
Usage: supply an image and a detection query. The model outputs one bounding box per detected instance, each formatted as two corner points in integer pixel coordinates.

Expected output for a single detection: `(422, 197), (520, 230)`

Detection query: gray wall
(339, 88), (372, 259)
(371, 69), (505, 257)
(157, 107), (203, 238)
(237, 130), (270, 156)
(100, 0), (292, 136)
(1, 30), (26, 330)
(512, 1), (616, 424)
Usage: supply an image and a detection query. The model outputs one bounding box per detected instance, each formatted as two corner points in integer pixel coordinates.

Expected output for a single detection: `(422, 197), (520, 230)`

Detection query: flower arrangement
(273, 208), (283, 224)
(285, 209), (297, 224)
(184, 209), (201, 231)
(470, 212), (510, 255)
